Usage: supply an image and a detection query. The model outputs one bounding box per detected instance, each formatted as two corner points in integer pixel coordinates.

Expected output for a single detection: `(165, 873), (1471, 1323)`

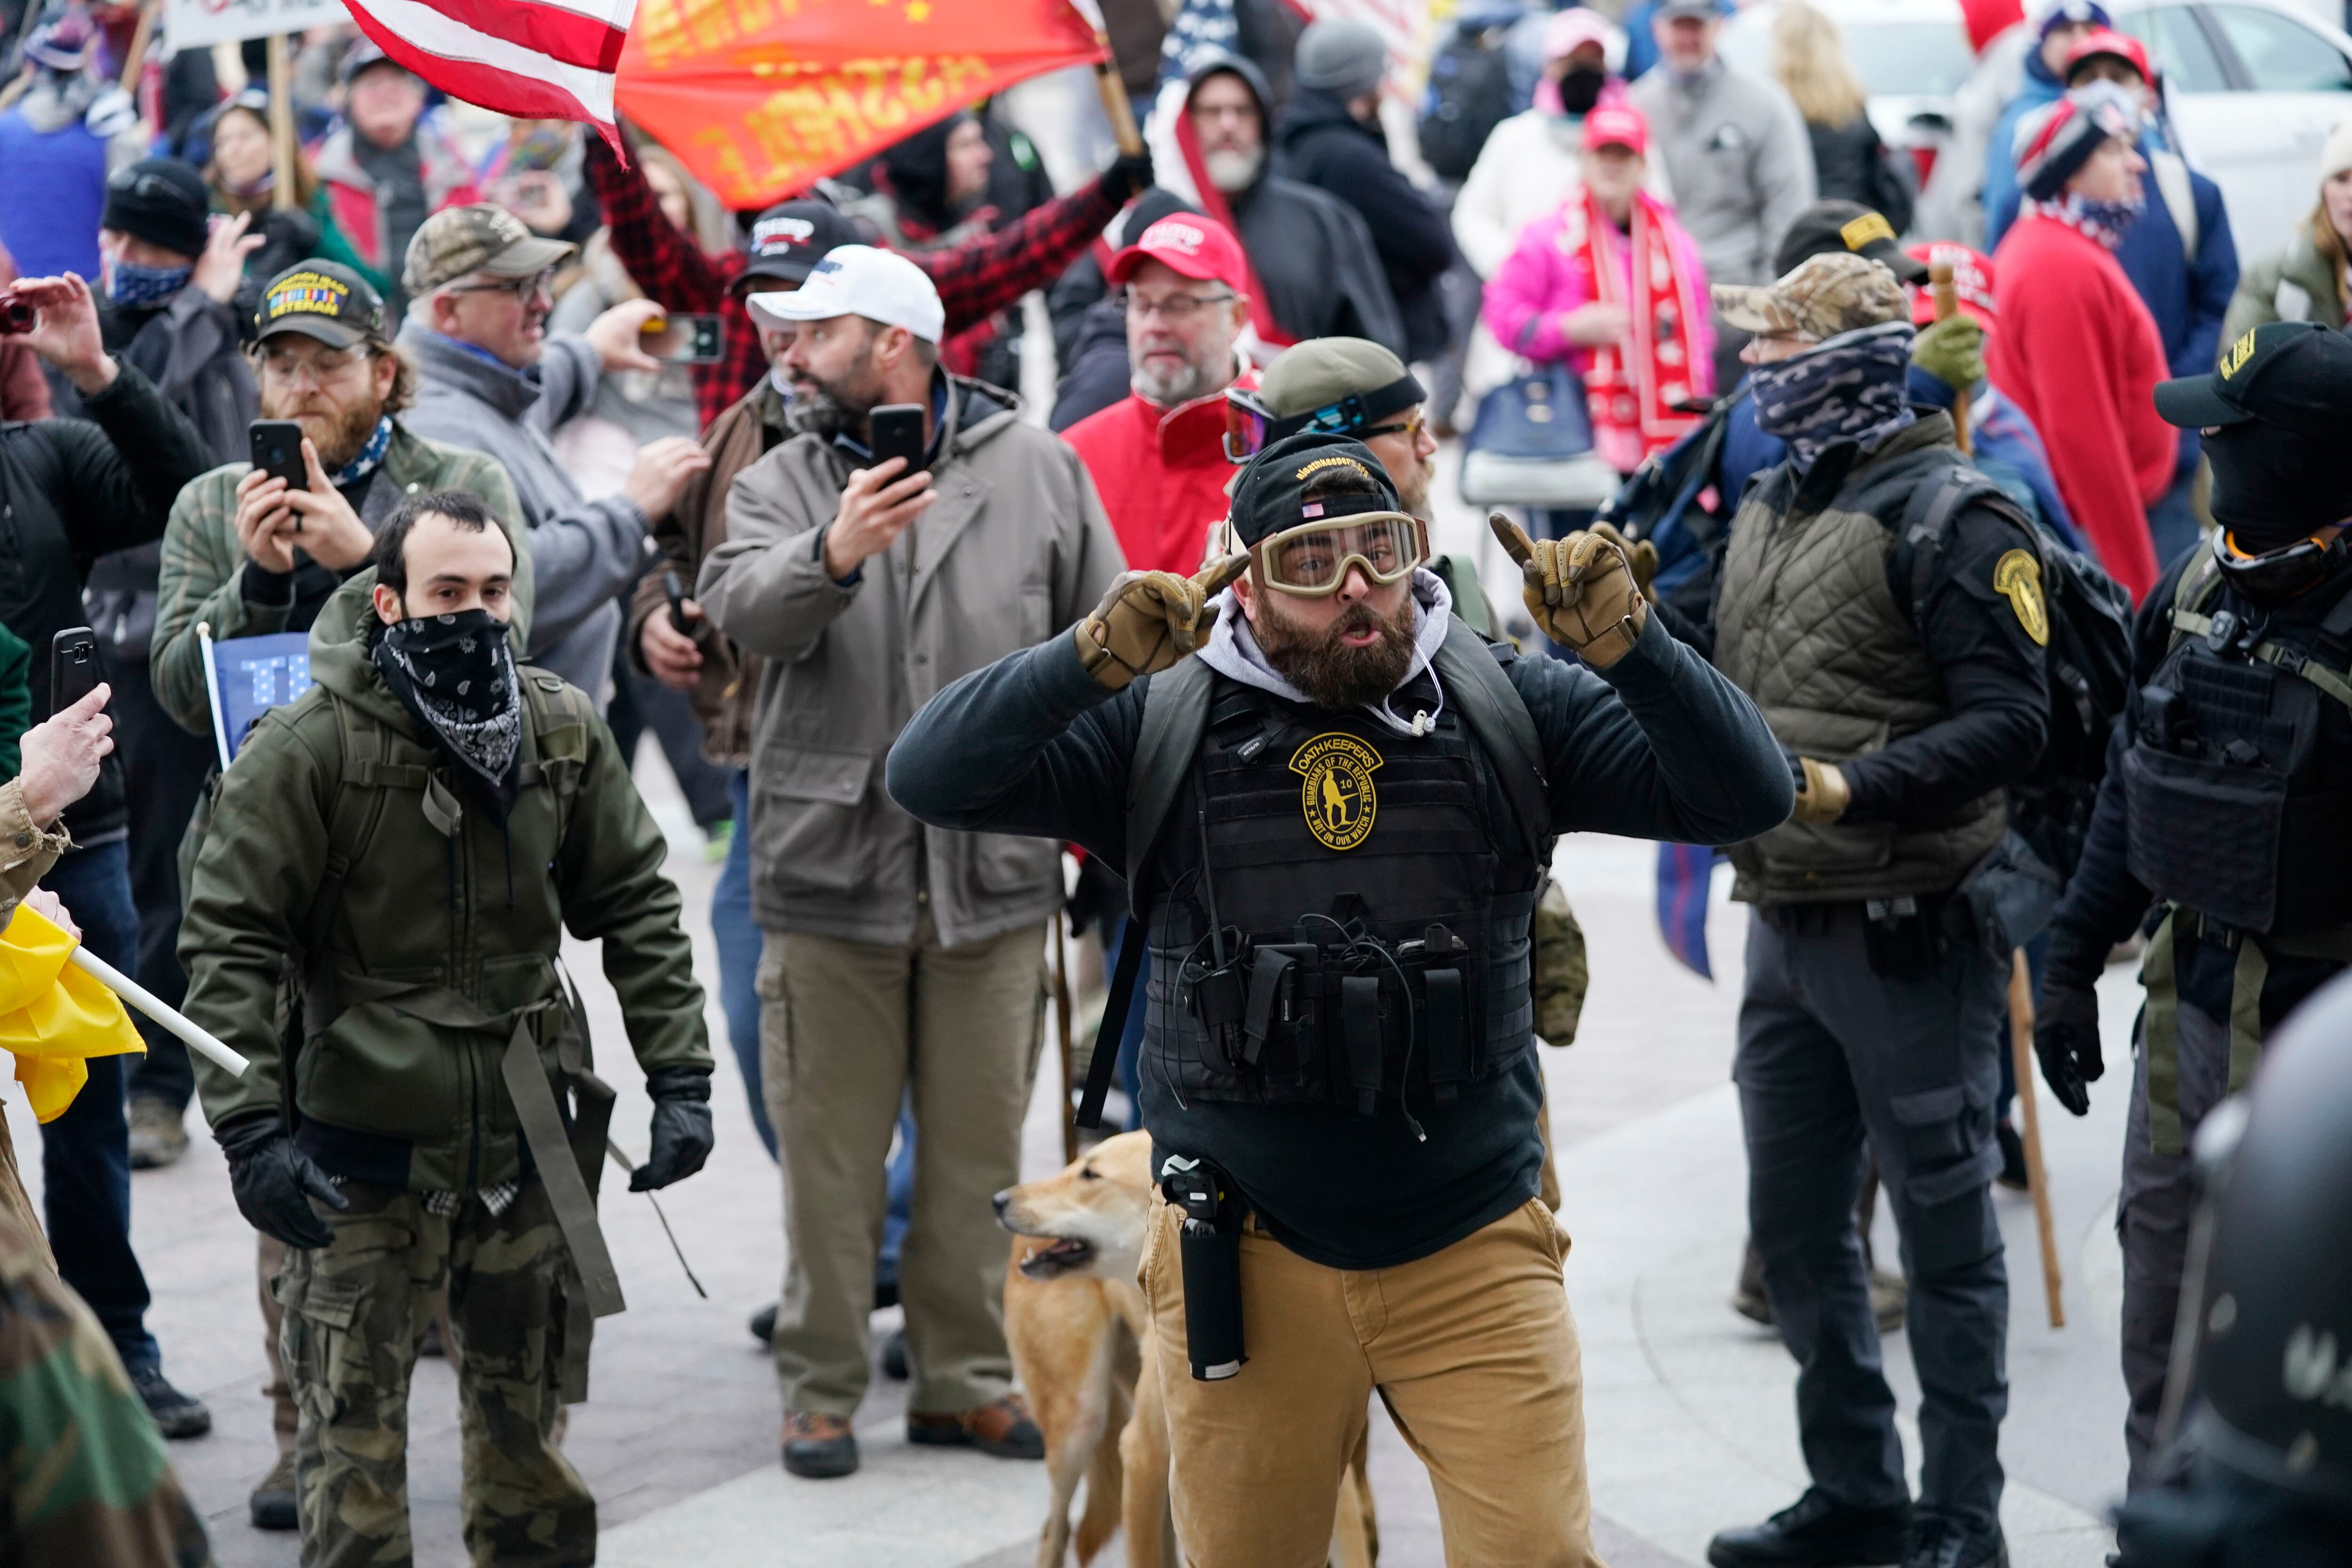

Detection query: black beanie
(102, 159), (211, 261)
(2204, 419), (2352, 554)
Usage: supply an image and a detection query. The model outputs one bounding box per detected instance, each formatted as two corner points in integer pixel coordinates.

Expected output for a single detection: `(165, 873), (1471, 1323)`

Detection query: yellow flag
(0, 904), (144, 1122)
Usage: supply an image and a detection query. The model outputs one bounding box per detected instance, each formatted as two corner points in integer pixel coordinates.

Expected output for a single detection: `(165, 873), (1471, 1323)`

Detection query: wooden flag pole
(2008, 949), (2066, 1329)
(118, 0), (159, 93)
(1052, 911), (1079, 1164)
(266, 33), (297, 214)
(1092, 34), (1144, 158)
(1929, 259), (1972, 455)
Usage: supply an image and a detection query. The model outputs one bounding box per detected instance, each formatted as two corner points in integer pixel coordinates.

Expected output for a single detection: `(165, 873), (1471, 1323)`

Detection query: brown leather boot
(906, 1392), (1044, 1459)
(781, 1410), (858, 1479)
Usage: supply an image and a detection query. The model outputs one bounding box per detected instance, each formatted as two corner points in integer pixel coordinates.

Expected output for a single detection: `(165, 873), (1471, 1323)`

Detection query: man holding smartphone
(0, 271), (215, 1438)
(699, 246), (1124, 1480)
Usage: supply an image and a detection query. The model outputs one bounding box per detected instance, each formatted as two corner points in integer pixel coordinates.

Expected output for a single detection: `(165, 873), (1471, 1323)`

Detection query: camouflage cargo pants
(275, 1175), (593, 1568)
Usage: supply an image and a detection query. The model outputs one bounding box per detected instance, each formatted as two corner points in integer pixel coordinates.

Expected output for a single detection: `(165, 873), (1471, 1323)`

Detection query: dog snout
(991, 1189), (1012, 1219)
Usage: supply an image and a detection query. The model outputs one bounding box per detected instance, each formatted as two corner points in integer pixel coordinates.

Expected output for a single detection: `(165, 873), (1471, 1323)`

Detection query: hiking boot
(749, 1302), (776, 1345)
(781, 1410), (858, 1479)
(880, 1327), (908, 1381)
(1995, 1122), (2028, 1191)
(1872, 1266), (1908, 1335)
(1901, 1518), (2007, 1568)
(249, 1449), (298, 1531)
(1732, 1239), (1773, 1327)
(1707, 1488), (1911, 1567)
(127, 1096), (188, 1170)
(131, 1366), (211, 1439)
(908, 1393), (1044, 1460)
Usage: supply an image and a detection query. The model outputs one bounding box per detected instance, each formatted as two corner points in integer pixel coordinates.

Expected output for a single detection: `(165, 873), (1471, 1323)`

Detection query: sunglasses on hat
(1224, 388), (1425, 464)
(1253, 497), (1429, 597)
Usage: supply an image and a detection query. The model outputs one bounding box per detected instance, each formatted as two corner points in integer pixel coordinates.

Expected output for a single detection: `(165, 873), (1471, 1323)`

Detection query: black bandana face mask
(371, 609), (524, 817)
(2203, 419), (2352, 557)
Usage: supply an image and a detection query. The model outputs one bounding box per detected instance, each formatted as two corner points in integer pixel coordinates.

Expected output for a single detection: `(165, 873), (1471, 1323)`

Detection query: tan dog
(995, 1132), (1376, 1568)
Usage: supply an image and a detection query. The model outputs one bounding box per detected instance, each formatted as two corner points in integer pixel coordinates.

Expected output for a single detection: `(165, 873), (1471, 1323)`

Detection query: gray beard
(787, 387), (862, 442)
(1130, 354), (1225, 407)
(1202, 146), (1264, 193)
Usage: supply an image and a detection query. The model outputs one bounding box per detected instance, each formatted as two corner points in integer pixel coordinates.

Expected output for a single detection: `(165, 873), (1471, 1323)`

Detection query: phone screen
(50, 627), (99, 717)
(867, 404), (927, 473)
(248, 420), (308, 491)
(641, 314), (724, 364)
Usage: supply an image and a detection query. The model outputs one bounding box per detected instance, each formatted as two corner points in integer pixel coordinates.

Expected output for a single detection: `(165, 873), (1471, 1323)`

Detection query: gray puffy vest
(1713, 415), (2006, 905)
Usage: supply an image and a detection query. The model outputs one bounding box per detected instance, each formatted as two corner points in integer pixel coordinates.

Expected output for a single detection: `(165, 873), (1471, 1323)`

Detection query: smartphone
(640, 313), (723, 364)
(663, 570), (691, 635)
(248, 419), (308, 492)
(49, 627), (99, 717)
(867, 404), (927, 474)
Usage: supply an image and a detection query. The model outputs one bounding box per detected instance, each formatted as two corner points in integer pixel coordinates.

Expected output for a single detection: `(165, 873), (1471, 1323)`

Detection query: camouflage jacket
(149, 421), (525, 737)
(0, 782), (67, 923)
(0, 1210), (212, 1566)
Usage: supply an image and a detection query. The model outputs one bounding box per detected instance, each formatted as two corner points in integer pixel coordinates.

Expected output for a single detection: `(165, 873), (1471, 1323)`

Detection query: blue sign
(210, 632), (315, 762)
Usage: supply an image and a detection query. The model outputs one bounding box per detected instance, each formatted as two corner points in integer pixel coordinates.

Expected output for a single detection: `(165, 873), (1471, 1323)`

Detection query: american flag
(344, 0), (635, 145)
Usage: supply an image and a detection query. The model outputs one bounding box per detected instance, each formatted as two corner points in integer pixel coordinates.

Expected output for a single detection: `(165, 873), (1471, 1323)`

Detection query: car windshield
(1723, 16), (1975, 98)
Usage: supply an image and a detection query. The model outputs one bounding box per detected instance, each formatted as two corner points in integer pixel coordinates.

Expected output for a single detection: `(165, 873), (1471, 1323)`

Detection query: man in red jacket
(1988, 80), (2176, 601)
(1061, 214), (1257, 574)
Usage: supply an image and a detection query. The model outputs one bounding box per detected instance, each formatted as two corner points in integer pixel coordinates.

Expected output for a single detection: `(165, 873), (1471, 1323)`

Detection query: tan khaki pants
(761, 913), (1045, 1417)
(1142, 1195), (1603, 1568)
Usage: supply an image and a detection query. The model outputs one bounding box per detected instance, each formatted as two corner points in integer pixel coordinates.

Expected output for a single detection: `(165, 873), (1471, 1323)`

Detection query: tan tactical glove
(1586, 520), (1659, 602)
(1073, 554), (1251, 691)
(1790, 756), (1851, 824)
(1489, 513), (1648, 667)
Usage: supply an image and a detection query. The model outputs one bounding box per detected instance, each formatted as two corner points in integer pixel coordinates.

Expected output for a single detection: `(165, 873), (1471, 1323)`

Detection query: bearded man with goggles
(2034, 320), (2352, 1495)
(883, 430), (1790, 1563)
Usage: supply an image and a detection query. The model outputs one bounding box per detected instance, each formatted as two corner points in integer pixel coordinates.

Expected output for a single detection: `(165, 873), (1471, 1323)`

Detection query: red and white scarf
(1561, 187), (1704, 462)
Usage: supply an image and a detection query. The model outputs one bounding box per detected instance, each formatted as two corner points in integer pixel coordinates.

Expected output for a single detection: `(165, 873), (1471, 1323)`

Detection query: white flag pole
(66, 947), (249, 1078)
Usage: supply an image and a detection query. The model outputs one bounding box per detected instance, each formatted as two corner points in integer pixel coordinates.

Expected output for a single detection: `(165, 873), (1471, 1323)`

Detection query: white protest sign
(167, 0), (350, 49)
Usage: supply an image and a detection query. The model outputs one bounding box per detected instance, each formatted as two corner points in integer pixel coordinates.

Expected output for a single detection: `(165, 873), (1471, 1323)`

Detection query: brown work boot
(780, 1410), (858, 1479)
(907, 1393), (1044, 1459)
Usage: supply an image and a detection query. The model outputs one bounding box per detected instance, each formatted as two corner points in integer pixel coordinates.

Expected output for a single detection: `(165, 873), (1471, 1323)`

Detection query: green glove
(1912, 314), (1986, 395)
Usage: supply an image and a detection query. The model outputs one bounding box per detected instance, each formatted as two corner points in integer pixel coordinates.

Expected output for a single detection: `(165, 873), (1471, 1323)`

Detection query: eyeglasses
(1116, 288), (1236, 325)
(2212, 528), (2346, 605)
(257, 343), (367, 384)
(444, 268), (555, 303)
(1255, 511), (1428, 597)
(1222, 390), (1426, 463)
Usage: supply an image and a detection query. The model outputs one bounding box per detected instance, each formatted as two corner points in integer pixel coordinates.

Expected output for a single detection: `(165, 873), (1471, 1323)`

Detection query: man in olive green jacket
(180, 492), (711, 1567)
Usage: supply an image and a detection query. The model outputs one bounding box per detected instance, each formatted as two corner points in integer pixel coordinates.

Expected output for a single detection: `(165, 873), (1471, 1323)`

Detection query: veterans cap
(1773, 199), (1930, 285)
(403, 204), (578, 298)
(744, 244), (946, 343)
(738, 199), (864, 289)
(254, 261), (388, 349)
(1228, 432), (1402, 548)
(2155, 321), (2352, 442)
(1106, 215), (1249, 293)
(1713, 252), (1908, 341)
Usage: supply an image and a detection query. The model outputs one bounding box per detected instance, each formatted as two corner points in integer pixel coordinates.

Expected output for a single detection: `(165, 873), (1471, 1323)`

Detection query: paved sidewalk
(19, 763), (2138, 1565)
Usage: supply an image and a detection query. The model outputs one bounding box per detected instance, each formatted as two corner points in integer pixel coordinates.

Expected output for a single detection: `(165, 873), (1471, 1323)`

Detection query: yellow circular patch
(1289, 733), (1383, 852)
(1993, 549), (2049, 646)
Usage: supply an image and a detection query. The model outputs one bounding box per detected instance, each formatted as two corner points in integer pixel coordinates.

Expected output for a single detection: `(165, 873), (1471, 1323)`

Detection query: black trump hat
(1229, 432), (1403, 548)
(737, 200), (864, 289)
(2157, 320), (2352, 442)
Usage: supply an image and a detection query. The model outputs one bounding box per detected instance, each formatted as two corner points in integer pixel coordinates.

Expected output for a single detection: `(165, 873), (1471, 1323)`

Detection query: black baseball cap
(254, 261), (387, 349)
(736, 199), (864, 290)
(1229, 432), (1402, 547)
(1773, 200), (1930, 286)
(2155, 321), (2352, 442)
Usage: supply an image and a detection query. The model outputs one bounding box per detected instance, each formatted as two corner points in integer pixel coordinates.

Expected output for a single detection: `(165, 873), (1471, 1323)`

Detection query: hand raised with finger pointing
(1489, 512), (1649, 667)
(1073, 552), (1251, 690)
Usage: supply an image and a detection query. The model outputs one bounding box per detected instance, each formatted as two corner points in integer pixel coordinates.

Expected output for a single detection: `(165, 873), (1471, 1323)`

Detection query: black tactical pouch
(1862, 895), (1945, 980)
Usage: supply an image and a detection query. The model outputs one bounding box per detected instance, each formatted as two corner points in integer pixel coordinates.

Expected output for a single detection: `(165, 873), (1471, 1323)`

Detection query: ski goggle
(2214, 528), (2346, 603)
(1254, 510), (1428, 596)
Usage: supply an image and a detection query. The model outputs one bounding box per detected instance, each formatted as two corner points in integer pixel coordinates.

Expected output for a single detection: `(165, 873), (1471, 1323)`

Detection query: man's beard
(1254, 591), (1418, 711)
(1202, 146), (1264, 194)
(786, 383), (864, 441)
(1394, 456), (1435, 520)
(1130, 348), (1227, 407)
(270, 394), (384, 474)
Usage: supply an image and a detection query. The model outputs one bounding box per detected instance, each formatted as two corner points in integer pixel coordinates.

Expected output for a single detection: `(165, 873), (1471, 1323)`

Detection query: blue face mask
(105, 259), (191, 308)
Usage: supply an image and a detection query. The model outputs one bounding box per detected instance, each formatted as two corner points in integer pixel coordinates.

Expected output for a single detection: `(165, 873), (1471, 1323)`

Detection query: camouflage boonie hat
(1712, 252), (1907, 342)
(403, 204), (577, 298)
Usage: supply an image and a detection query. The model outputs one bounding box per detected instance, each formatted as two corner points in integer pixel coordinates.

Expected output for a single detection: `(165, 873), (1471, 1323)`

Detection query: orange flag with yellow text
(0, 904), (143, 1123)
(616, 0), (1105, 210)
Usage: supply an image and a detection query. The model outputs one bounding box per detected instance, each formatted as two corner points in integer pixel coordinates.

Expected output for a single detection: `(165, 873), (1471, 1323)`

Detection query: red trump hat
(1107, 215), (1250, 292)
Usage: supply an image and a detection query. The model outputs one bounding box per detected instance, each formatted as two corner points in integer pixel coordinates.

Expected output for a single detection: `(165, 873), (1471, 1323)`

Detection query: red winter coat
(1988, 213), (2176, 602)
(1061, 375), (1255, 575)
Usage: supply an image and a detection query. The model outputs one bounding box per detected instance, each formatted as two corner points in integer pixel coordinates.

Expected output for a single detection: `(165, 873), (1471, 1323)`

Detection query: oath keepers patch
(1993, 549), (2049, 646)
(1290, 733), (1383, 851)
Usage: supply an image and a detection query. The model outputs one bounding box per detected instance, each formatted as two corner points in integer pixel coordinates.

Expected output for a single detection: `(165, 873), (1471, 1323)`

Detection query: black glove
(218, 1114), (350, 1250)
(2033, 979), (2104, 1117)
(1105, 147), (1155, 204)
(632, 1067), (714, 1192)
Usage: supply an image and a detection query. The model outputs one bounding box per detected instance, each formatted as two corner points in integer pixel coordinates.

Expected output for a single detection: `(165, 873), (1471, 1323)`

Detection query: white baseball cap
(744, 244), (944, 344)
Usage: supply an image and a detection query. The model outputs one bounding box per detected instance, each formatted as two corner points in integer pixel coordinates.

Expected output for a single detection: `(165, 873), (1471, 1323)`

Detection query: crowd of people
(0, 0), (2344, 1563)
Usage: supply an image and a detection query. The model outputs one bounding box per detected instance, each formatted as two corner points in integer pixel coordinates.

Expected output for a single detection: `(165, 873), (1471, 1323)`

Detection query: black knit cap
(1229, 432), (1402, 548)
(102, 158), (210, 261)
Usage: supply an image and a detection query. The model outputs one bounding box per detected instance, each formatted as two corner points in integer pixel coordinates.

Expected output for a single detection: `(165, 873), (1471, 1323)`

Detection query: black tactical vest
(2122, 555), (2352, 939)
(1133, 663), (1545, 1117)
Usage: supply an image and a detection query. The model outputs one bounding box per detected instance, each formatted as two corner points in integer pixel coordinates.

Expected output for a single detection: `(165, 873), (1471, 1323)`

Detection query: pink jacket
(1482, 198), (1714, 472)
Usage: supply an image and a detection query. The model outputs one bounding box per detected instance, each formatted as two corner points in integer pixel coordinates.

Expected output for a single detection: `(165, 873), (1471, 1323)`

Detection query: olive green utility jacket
(178, 572), (710, 1195)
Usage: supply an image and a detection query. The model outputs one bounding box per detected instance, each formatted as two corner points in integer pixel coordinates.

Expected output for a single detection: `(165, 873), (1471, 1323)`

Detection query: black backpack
(1901, 470), (2134, 884)
(1418, 21), (1515, 183)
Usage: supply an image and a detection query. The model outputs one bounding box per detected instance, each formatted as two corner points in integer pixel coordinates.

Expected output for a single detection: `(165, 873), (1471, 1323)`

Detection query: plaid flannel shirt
(583, 139), (1124, 429)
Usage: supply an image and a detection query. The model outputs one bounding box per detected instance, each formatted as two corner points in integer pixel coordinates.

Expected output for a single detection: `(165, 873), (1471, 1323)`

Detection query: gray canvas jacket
(1630, 60), (1818, 290)
(395, 320), (646, 708)
(699, 377), (1125, 947)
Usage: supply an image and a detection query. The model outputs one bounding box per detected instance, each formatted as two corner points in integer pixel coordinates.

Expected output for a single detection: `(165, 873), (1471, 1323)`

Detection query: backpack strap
(518, 668), (592, 848)
(2163, 552), (2352, 711)
(1125, 657), (1216, 905)
(1900, 466), (2040, 623)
